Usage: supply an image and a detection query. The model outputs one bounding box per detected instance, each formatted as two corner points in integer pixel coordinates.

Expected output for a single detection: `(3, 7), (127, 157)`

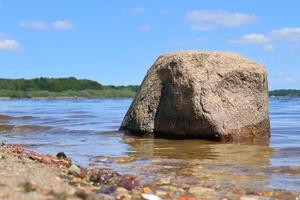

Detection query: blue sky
(0, 0), (299, 89)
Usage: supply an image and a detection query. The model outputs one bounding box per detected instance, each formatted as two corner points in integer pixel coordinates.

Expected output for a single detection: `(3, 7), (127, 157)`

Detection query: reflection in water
(0, 98), (299, 194)
(123, 137), (274, 190)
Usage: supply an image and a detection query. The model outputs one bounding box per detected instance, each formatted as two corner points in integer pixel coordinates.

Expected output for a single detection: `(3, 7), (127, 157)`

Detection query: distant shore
(269, 89), (300, 97)
(0, 78), (299, 98)
(0, 90), (300, 99)
(0, 77), (138, 98)
(0, 96), (134, 100)
(0, 89), (137, 99)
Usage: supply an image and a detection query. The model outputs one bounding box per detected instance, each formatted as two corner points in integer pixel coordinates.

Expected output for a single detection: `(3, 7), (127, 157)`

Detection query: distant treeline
(0, 77), (139, 98)
(0, 77), (299, 98)
(269, 89), (300, 97)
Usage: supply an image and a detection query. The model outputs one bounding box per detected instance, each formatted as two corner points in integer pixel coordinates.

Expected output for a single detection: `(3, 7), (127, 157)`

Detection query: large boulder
(120, 51), (270, 141)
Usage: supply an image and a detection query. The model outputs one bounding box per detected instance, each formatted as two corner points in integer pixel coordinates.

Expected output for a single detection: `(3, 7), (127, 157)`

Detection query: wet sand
(0, 142), (137, 200)
(0, 144), (78, 200)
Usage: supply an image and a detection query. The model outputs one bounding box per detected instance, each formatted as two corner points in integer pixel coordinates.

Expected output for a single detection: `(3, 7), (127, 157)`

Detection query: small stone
(77, 189), (114, 200)
(68, 188), (76, 195)
(117, 175), (139, 190)
(28, 155), (41, 162)
(116, 187), (129, 194)
(23, 181), (38, 192)
(167, 192), (173, 198)
(240, 195), (272, 200)
(177, 196), (196, 200)
(0, 155), (5, 159)
(142, 193), (162, 200)
(188, 186), (216, 199)
(56, 152), (67, 159)
(97, 185), (116, 194)
(155, 190), (168, 197)
(156, 185), (184, 199)
(262, 191), (274, 197)
(97, 194), (115, 200)
(116, 187), (131, 200)
(156, 177), (173, 185)
(246, 189), (263, 196)
(41, 156), (52, 164)
(131, 189), (142, 200)
(69, 164), (81, 176)
(95, 157), (111, 163)
(113, 156), (135, 163)
(158, 185), (181, 192)
(88, 162), (98, 167)
(58, 172), (72, 180)
(143, 187), (153, 194)
(188, 186), (214, 195)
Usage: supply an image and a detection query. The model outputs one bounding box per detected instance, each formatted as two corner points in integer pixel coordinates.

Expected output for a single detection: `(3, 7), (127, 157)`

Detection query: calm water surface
(0, 98), (299, 193)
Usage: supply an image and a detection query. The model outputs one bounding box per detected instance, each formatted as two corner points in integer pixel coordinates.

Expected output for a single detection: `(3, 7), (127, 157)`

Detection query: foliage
(269, 89), (300, 97)
(0, 77), (139, 98)
(0, 77), (103, 92)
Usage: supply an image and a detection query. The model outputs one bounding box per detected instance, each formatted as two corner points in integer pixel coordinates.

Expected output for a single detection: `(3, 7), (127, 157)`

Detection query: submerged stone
(97, 185), (117, 194)
(120, 51), (270, 141)
(56, 152), (68, 159)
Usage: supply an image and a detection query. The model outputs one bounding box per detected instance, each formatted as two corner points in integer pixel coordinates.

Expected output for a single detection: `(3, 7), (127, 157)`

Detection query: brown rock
(41, 156), (52, 164)
(143, 187), (153, 194)
(120, 51), (270, 141)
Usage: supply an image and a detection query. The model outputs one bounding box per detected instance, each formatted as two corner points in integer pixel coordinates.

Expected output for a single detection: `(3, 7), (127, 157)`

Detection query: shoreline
(0, 142), (299, 200)
(0, 96), (299, 100)
(0, 142), (146, 200)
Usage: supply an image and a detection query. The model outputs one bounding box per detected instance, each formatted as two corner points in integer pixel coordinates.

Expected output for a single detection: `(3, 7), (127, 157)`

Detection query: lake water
(0, 98), (299, 195)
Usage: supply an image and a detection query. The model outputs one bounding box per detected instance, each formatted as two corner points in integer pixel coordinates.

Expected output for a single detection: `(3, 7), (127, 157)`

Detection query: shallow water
(0, 98), (299, 193)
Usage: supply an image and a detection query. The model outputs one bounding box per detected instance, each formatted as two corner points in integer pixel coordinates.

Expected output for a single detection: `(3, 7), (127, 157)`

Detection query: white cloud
(228, 27), (300, 53)
(263, 44), (275, 52)
(21, 20), (75, 30)
(21, 21), (47, 29)
(229, 34), (271, 44)
(186, 10), (255, 31)
(190, 24), (211, 31)
(0, 38), (21, 51)
(52, 21), (74, 29)
(130, 7), (144, 14)
(272, 28), (300, 42)
(228, 33), (275, 53)
(138, 25), (152, 32)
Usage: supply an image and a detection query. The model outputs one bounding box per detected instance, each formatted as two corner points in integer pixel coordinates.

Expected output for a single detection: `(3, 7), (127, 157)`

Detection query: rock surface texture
(120, 51), (270, 141)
